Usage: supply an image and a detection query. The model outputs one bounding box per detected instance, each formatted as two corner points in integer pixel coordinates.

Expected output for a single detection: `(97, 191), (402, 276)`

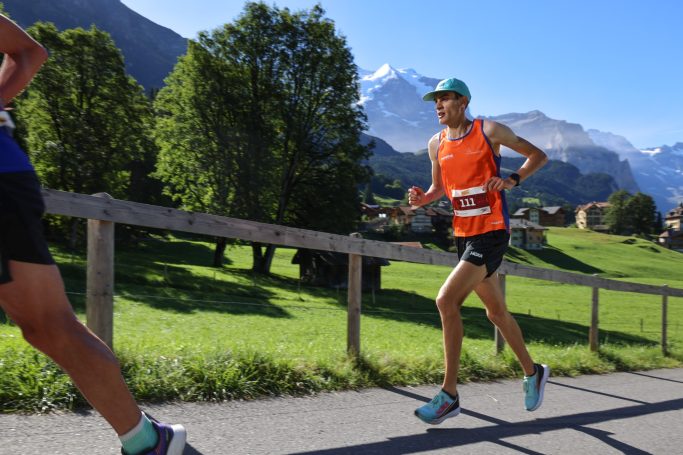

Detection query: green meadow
(1, 227), (682, 412)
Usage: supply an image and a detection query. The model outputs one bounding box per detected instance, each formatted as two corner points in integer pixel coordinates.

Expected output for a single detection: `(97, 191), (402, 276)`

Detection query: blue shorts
(455, 229), (509, 277)
(0, 171), (55, 284)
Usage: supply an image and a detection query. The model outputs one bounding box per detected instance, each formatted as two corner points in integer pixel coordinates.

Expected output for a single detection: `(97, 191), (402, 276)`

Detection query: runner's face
(434, 92), (464, 125)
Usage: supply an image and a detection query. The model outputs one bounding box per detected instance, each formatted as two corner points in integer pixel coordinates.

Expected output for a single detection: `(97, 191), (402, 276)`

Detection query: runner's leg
(0, 261), (141, 435)
(474, 274), (535, 375)
(437, 260), (488, 395)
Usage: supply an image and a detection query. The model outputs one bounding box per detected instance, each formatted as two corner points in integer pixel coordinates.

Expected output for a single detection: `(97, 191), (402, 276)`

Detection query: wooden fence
(42, 189), (683, 355)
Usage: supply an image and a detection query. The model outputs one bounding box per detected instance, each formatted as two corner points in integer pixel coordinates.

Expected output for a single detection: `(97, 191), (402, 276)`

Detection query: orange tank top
(437, 119), (509, 237)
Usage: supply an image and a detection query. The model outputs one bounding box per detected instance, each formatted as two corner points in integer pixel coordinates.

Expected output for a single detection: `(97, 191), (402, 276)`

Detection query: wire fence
(59, 282), (683, 346)
(39, 189), (683, 355)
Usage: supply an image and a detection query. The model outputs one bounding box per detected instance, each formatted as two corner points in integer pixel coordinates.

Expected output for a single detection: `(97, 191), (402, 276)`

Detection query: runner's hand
(408, 186), (425, 208)
(486, 176), (515, 191)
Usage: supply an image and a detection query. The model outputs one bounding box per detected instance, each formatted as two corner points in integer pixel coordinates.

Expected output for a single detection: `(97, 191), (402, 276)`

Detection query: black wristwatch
(509, 173), (521, 187)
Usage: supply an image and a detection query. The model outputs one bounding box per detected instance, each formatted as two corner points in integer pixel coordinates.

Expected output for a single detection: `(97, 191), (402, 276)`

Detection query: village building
(658, 230), (683, 251)
(509, 218), (548, 250)
(664, 203), (683, 230)
(575, 202), (610, 232)
(360, 204), (454, 234)
(512, 206), (566, 227)
(658, 203), (683, 251)
(409, 207), (433, 233)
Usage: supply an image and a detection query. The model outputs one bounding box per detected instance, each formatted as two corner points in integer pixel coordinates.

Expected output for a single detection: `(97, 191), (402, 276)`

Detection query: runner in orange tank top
(408, 77), (550, 425)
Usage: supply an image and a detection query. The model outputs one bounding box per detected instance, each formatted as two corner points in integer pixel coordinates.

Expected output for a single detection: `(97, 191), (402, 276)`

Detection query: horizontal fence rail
(42, 189), (682, 354)
(43, 189), (683, 297)
(42, 189), (457, 266)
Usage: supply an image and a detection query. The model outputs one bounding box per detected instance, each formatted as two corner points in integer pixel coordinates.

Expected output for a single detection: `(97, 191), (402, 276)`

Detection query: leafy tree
(251, 4), (370, 272)
(605, 190), (657, 236)
(16, 23), (156, 244)
(362, 182), (376, 205)
(654, 211), (663, 233)
(627, 192), (656, 236)
(154, 5), (282, 266)
(154, 2), (370, 271)
(605, 190), (632, 234)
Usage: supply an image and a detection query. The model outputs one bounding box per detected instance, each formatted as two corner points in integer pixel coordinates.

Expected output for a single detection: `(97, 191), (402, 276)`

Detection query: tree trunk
(252, 242), (265, 273)
(213, 237), (227, 267)
(261, 244), (277, 275)
(69, 218), (79, 250)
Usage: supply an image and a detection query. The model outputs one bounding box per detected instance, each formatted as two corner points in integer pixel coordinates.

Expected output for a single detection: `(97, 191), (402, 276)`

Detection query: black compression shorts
(0, 171), (55, 284)
(455, 229), (509, 278)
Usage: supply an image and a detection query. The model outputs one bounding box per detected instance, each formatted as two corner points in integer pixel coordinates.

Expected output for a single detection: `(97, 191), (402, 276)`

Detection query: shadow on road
(628, 371), (683, 384)
(184, 444), (206, 455)
(291, 386), (682, 455)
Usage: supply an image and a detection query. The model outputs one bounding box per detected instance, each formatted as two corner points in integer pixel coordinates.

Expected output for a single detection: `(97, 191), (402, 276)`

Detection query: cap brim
(422, 90), (466, 102)
(422, 91), (438, 101)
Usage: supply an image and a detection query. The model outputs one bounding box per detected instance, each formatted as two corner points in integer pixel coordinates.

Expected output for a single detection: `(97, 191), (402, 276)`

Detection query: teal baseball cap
(422, 77), (471, 102)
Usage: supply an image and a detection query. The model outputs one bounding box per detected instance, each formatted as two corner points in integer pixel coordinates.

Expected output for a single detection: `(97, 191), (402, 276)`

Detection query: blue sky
(120, 0), (683, 149)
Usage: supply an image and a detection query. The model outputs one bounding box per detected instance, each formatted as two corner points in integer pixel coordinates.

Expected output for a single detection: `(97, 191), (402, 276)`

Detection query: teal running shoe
(524, 363), (550, 411)
(414, 389), (461, 424)
(121, 414), (186, 455)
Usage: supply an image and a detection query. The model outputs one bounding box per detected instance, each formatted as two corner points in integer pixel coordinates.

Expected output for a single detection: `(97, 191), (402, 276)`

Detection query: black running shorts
(0, 171), (55, 284)
(455, 229), (509, 277)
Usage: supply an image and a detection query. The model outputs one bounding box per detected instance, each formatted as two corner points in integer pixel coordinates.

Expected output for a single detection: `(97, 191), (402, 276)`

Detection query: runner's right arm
(408, 132), (445, 208)
(0, 14), (48, 107)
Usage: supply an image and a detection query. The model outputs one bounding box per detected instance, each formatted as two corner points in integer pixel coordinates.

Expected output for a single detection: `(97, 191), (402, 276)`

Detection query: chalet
(512, 206), (566, 227)
(430, 206), (454, 223)
(664, 203), (683, 230)
(373, 205), (454, 234)
(509, 218), (548, 250)
(360, 202), (382, 218)
(292, 249), (389, 291)
(658, 203), (683, 251)
(382, 206), (413, 227)
(410, 207), (433, 233)
(575, 202), (610, 232)
(658, 229), (683, 251)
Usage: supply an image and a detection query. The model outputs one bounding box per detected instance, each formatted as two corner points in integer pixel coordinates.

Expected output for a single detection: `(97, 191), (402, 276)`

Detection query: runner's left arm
(484, 120), (547, 191)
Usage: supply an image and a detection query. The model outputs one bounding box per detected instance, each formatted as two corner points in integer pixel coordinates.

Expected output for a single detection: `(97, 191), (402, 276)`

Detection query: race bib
(452, 186), (491, 217)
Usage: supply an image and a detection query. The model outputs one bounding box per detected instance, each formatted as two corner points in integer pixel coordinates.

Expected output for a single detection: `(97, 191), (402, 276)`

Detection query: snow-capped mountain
(359, 64), (682, 212)
(488, 111), (639, 194)
(359, 64), (441, 153)
(590, 131), (683, 212)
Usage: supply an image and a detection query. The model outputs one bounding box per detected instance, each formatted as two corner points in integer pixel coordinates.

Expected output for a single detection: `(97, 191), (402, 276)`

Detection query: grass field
(1, 227), (682, 411)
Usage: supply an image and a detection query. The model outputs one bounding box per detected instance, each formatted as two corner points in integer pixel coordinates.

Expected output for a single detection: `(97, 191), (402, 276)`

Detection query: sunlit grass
(1, 228), (682, 412)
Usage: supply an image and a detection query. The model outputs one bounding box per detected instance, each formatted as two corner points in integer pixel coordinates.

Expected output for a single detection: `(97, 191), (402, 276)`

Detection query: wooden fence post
(589, 275), (599, 352)
(662, 285), (669, 356)
(86, 193), (115, 349)
(347, 233), (363, 357)
(495, 273), (506, 354)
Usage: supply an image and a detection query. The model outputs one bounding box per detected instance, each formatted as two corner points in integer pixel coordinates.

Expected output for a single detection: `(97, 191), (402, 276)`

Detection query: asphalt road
(1, 368), (682, 454)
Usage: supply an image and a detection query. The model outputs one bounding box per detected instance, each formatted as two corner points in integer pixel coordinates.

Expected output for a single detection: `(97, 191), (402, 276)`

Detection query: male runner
(409, 77), (550, 424)
(0, 13), (185, 454)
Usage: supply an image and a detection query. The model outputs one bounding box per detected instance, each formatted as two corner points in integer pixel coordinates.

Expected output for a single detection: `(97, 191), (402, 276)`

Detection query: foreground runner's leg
(121, 413), (186, 455)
